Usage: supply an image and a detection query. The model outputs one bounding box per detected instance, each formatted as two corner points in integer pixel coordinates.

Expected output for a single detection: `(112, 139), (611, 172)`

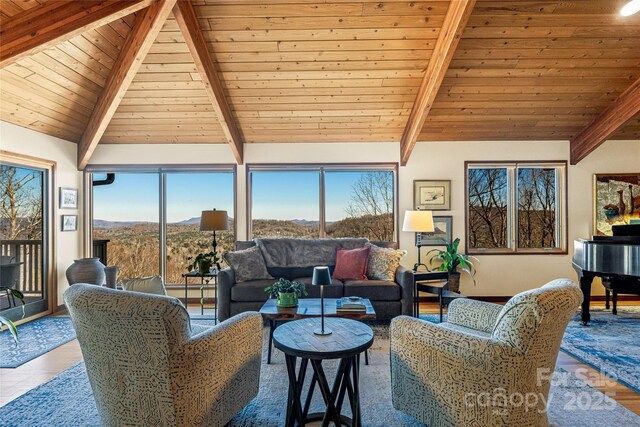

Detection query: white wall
(91, 138), (640, 297)
(0, 121), (83, 306)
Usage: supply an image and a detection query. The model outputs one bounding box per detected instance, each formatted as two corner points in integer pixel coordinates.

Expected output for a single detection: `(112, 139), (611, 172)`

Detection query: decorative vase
(66, 258), (106, 286)
(104, 266), (119, 289)
(447, 272), (461, 293)
(198, 259), (212, 275)
(277, 292), (298, 307)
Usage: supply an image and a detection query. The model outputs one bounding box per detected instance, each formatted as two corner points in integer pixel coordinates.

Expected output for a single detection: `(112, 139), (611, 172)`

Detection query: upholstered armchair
(390, 279), (582, 427)
(64, 284), (262, 427)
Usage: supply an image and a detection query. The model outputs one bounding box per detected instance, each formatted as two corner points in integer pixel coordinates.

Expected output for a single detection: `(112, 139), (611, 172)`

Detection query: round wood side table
(273, 317), (373, 427)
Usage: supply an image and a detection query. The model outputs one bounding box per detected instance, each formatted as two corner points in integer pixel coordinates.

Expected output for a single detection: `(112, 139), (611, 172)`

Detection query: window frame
(246, 163), (399, 241)
(84, 164), (237, 283)
(464, 160), (568, 255)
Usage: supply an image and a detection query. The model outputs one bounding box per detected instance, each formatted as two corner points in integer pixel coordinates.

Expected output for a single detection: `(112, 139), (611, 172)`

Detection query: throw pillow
(367, 244), (407, 281)
(121, 275), (167, 296)
(223, 245), (273, 283)
(332, 246), (371, 281)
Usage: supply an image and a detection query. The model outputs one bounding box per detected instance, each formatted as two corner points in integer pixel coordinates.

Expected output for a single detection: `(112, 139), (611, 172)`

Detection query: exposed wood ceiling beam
(399, 0), (477, 166)
(173, 0), (244, 164)
(0, 0), (156, 68)
(77, 0), (176, 170)
(570, 76), (640, 165)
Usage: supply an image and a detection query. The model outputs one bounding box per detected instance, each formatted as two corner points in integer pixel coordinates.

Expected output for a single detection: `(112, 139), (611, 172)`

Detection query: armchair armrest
(446, 298), (502, 334)
(395, 265), (415, 316)
(173, 312), (262, 425)
(217, 267), (236, 321)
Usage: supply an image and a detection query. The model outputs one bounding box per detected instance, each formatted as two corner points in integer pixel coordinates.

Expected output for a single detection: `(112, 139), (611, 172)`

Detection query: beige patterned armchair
(390, 279), (582, 427)
(64, 284), (262, 427)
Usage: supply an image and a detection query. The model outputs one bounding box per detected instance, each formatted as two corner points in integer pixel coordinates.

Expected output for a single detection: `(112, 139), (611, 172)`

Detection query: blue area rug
(0, 317), (76, 368)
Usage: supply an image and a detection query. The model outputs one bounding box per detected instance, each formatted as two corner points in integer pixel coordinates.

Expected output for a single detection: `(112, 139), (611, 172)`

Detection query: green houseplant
(0, 287), (25, 344)
(426, 238), (478, 293)
(265, 278), (308, 307)
(186, 251), (220, 275)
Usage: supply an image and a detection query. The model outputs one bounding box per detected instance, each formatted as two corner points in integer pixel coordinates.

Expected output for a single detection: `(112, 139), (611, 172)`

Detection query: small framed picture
(61, 215), (77, 232)
(416, 216), (453, 246)
(60, 188), (78, 209)
(414, 180), (451, 211)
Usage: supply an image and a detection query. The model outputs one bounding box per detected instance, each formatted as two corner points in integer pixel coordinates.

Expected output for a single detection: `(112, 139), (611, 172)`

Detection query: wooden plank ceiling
(1, 0), (639, 162)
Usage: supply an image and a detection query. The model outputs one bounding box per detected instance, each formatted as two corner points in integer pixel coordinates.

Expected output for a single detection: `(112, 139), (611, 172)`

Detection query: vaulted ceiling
(1, 0), (639, 168)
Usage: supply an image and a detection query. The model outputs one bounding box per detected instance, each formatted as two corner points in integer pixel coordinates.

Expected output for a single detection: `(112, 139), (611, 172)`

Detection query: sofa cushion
(292, 277), (344, 298)
(333, 246), (370, 281)
(224, 246), (273, 283)
(344, 279), (400, 301)
(366, 244), (406, 281)
(231, 279), (275, 302)
(255, 238), (368, 268)
(121, 275), (166, 296)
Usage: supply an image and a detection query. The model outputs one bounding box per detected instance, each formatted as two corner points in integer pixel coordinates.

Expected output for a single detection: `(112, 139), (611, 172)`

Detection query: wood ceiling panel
(423, 0), (640, 142)
(103, 17), (227, 144)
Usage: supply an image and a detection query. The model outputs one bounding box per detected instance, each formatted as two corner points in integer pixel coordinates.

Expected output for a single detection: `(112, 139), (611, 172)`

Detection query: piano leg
(612, 291), (618, 315)
(605, 290), (610, 310)
(579, 276), (593, 325)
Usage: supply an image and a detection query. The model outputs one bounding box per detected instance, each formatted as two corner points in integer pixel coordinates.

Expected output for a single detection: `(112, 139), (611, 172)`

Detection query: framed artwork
(594, 173), (640, 236)
(416, 216), (452, 246)
(60, 187), (78, 209)
(61, 215), (77, 232)
(414, 180), (451, 211)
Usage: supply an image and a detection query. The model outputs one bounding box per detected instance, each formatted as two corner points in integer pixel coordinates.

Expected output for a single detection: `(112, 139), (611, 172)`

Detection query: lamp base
(313, 328), (333, 336)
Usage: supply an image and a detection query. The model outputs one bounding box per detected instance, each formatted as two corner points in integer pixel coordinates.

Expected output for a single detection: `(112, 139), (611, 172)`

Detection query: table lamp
(200, 209), (229, 270)
(312, 266), (333, 336)
(402, 210), (434, 271)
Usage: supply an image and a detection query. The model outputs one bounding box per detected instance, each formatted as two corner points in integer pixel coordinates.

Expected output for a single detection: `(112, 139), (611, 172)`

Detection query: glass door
(0, 162), (49, 321)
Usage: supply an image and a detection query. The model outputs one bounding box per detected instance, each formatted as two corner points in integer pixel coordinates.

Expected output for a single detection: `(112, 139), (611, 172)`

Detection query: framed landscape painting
(414, 180), (451, 211)
(594, 173), (640, 236)
(416, 216), (452, 246)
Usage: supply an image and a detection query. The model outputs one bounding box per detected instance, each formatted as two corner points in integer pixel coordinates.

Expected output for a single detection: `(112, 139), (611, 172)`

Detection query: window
(465, 161), (566, 254)
(89, 167), (235, 285)
(248, 165), (397, 241)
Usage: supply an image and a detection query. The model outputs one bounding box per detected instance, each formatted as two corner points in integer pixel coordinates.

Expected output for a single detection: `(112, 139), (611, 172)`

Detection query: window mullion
(160, 172), (167, 283)
(319, 168), (326, 237)
(509, 166), (517, 252)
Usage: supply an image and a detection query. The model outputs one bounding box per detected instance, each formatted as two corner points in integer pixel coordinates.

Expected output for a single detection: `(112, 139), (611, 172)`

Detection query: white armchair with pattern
(390, 279), (582, 427)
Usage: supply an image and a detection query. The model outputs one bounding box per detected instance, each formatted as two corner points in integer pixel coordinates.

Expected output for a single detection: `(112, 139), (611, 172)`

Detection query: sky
(92, 171), (388, 223)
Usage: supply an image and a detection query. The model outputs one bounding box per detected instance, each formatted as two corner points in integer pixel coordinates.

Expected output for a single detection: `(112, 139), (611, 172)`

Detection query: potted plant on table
(186, 251), (219, 275)
(265, 278), (308, 307)
(426, 238), (478, 293)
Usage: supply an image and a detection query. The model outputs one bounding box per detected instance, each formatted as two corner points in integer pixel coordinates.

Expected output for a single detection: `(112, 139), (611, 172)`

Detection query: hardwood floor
(1, 302), (638, 418)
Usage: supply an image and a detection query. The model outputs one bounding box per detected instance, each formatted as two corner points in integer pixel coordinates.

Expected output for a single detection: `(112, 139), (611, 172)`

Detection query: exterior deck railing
(0, 239), (42, 293)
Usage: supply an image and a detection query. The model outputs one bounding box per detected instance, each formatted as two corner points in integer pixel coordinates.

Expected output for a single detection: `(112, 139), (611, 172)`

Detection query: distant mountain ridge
(95, 217), (320, 228)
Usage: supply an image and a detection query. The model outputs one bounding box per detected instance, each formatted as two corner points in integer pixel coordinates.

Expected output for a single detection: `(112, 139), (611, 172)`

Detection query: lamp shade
(312, 266), (332, 286)
(402, 210), (434, 233)
(199, 210), (229, 231)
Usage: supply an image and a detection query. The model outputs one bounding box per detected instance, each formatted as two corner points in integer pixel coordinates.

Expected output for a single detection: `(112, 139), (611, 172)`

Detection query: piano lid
(613, 224), (640, 237)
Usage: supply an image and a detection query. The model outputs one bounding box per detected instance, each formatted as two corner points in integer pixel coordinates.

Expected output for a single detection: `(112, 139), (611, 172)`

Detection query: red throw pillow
(332, 246), (371, 281)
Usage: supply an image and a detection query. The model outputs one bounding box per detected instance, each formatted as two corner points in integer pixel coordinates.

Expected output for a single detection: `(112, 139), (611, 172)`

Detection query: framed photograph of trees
(414, 180), (451, 211)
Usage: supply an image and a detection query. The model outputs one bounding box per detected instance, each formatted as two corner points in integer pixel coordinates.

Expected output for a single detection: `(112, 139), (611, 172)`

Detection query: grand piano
(573, 224), (640, 325)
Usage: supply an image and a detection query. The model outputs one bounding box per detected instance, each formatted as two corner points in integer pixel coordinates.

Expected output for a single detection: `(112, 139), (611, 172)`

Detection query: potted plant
(186, 251), (219, 275)
(1, 287), (25, 344)
(265, 278), (308, 307)
(426, 238), (478, 293)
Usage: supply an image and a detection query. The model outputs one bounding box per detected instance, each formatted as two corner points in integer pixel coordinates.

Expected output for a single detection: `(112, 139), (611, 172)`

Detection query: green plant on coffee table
(0, 287), (25, 344)
(264, 278), (308, 298)
(186, 251), (220, 275)
(426, 238), (478, 285)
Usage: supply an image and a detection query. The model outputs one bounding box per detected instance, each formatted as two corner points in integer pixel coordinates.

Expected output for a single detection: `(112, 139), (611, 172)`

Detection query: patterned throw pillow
(223, 245), (274, 283)
(121, 275), (167, 296)
(366, 244), (407, 281)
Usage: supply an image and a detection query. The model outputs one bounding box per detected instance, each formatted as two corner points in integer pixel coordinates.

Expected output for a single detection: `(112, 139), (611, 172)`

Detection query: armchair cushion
(120, 275), (166, 296)
(224, 245), (273, 283)
(366, 244), (406, 281)
(446, 298), (502, 333)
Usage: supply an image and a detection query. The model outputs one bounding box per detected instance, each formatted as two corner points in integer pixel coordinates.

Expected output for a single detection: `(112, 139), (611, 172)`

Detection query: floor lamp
(402, 210), (434, 271)
(200, 209), (229, 271)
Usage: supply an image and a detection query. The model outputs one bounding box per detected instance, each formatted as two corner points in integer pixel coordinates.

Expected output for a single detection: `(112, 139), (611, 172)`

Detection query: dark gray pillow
(223, 246), (273, 283)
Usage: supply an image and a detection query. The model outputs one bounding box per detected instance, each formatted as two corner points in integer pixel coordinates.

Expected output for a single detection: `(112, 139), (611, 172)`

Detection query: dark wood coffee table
(260, 298), (376, 364)
(273, 318), (373, 427)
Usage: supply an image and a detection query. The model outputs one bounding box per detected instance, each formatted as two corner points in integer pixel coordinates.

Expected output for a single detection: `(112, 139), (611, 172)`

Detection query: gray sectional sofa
(217, 238), (414, 321)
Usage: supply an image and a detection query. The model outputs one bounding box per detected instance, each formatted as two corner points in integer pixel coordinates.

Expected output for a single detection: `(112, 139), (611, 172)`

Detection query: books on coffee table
(336, 296), (366, 312)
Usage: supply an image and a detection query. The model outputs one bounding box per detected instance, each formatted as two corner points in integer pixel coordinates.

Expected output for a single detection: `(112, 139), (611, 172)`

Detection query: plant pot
(198, 259), (213, 275)
(66, 258), (106, 286)
(277, 292), (298, 307)
(447, 272), (461, 293)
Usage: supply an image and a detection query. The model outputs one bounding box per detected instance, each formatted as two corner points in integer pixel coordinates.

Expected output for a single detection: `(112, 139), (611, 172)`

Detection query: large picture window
(248, 165), (397, 242)
(465, 161), (566, 254)
(89, 166), (235, 285)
